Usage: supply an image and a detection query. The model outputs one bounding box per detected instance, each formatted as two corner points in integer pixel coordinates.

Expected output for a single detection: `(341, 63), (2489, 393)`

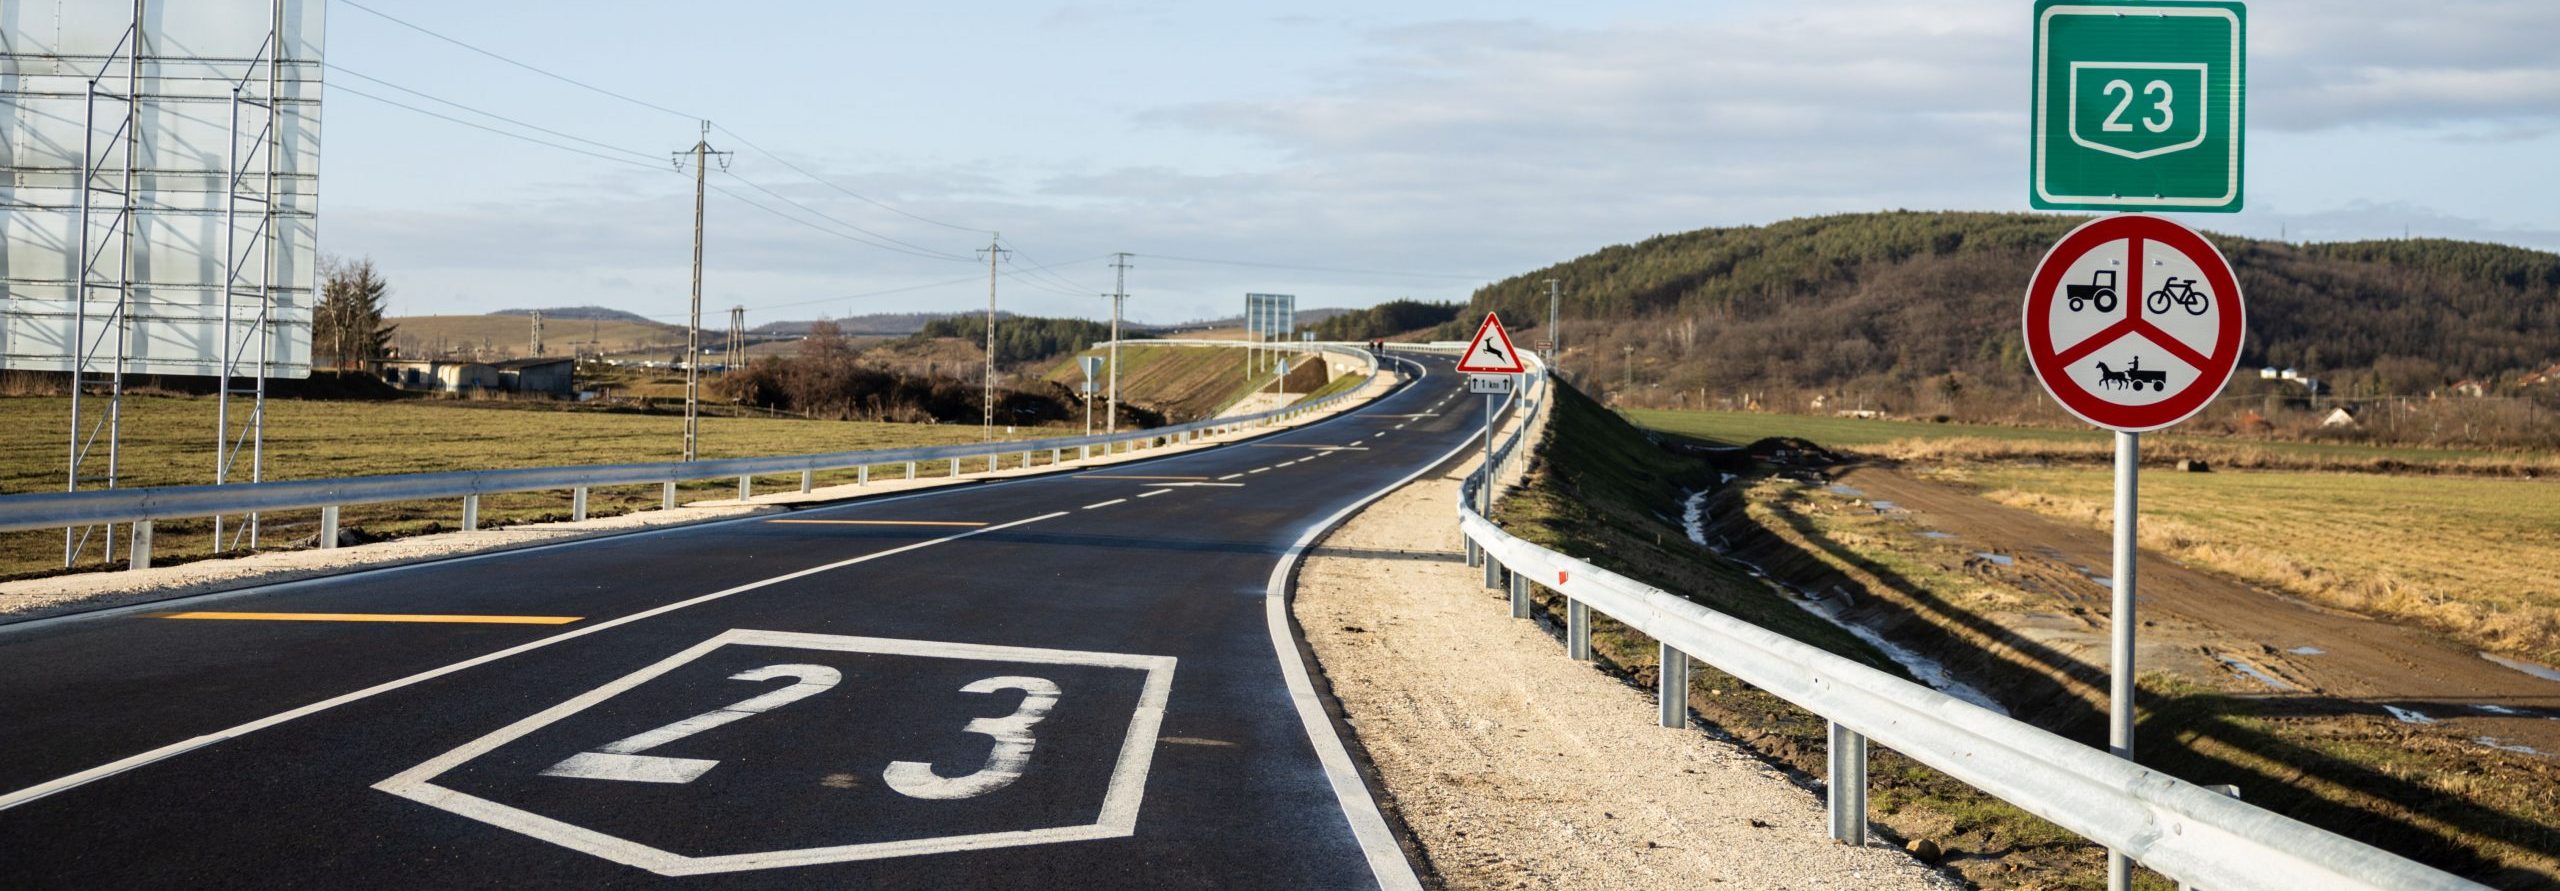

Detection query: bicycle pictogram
(2145, 277), (2211, 315)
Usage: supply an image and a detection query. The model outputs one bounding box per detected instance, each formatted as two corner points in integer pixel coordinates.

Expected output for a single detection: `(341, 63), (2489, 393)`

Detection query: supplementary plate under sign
(1468, 375), (1513, 394)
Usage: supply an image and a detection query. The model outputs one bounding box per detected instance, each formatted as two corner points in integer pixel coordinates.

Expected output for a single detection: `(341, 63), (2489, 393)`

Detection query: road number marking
(542, 664), (841, 784)
(884, 676), (1060, 800)
(2100, 78), (2174, 134)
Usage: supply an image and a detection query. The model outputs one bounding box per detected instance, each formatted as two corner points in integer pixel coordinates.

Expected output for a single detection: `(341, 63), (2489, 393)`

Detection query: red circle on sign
(2022, 214), (2246, 433)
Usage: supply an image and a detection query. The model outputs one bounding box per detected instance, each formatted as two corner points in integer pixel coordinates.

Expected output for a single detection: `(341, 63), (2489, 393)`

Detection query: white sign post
(1079, 356), (1103, 436)
(1457, 313), (1528, 517)
(2023, 214), (2244, 890)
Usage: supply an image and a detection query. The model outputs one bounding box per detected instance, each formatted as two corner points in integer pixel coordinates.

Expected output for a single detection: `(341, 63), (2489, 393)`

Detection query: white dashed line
(1248, 467), (1272, 474)
(1082, 499), (1127, 510)
(1218, 473), (1245, 481)
(1276, 460), (1300, 467)
(1137, 489), (1173, 498)
(1348, 440), (1366, 447)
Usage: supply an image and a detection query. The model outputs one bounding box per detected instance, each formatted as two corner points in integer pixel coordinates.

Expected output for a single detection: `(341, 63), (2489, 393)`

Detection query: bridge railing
(1, 341), (1385, 571)
(1452, 357), (2486, 891)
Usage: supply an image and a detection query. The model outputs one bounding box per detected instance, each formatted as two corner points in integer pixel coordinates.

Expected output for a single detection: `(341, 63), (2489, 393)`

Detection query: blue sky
(318, 0), (2560, 325)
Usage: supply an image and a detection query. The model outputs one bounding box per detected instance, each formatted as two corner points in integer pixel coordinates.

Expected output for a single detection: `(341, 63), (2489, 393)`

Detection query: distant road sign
(1079, 356), (1103, 394)
(2031, 0), (2246, 212)
(1454, 313), (1526, 374)
(2023, 214), (2245, 432)
(1467, 374), (1513, 395)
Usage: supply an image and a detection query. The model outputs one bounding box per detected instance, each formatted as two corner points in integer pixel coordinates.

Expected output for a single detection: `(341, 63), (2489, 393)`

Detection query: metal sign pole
(2107, 429), (2139, 891)
(1480, 392), (1495, 517)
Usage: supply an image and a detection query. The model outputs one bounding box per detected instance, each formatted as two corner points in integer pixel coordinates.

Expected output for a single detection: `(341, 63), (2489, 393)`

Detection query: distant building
(2320, 407), (2359, 428)
(375, 359), (500, 393)
(494, 357), (577, 398)
(2258, 367), (2280, 380)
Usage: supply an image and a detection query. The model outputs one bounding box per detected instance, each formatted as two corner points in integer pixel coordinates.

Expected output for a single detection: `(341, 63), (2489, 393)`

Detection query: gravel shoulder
(1296, 451), (1951, 889)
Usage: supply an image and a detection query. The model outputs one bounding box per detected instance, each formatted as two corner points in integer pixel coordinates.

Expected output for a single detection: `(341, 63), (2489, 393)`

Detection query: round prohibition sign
(2023, 214), (2246, 432)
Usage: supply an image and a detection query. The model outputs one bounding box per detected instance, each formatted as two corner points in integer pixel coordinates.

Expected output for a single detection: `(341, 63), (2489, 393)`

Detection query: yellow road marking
(766, 519), (989, 527)
(159, 612), (582, 625)
(1073, 475), (1211, 481)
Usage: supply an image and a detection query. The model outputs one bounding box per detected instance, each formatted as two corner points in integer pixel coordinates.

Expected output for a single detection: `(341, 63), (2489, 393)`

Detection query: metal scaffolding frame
(62, 0), (147, 567)
(212, 0), (287, 552)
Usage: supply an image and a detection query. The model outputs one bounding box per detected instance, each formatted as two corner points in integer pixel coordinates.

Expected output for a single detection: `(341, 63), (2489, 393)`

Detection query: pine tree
(316, 256), (397, 368)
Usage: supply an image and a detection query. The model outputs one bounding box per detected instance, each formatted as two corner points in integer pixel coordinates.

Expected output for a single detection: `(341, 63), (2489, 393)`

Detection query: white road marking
(1136, 489), (1173, 498)
(1217, 473), (1245, 481)
(1348, 440), (1366, 447)
(1247, 467), (1271, 474)
(376, 630), (1178, 875)
(0, 512), (1068, 812)
(541, 664), (841, 784)
(1159, 482), (1245, 488)
(1081, 499), (1127, 510)
(1275, 459), (1300, 467)
(883, 675), (1059, 800)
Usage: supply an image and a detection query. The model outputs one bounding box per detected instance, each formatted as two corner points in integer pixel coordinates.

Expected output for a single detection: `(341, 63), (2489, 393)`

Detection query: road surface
(0, 351), (1493, 888)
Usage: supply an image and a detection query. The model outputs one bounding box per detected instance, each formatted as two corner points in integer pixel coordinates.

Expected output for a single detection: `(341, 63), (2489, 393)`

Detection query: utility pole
(1109, 252), (1131, 436)
(977, 233), (1009, 439)
(1622, 345), (1636, 396)
(727, 305), (745, 370)
(529, 310), (544, 358)
(673, 121), (729, 462)
(1543, 278), (1561, 375)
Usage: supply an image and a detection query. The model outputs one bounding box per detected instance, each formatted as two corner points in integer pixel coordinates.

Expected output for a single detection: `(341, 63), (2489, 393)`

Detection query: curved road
(0, 351), (1494, 888)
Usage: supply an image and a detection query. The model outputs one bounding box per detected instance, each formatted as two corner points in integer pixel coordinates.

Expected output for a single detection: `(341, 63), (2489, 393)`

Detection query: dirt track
(1832, 465), (2560, 757)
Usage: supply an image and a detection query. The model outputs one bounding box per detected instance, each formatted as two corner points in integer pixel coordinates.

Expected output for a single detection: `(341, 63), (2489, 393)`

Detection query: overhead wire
(711, 123), (987, 235)
(714, 170), (977, 262)
(326, 63), (661, 163)
(329, 84), (667, 172)
(1139, 253), (1492, 281)
(337, 0), (700, 122)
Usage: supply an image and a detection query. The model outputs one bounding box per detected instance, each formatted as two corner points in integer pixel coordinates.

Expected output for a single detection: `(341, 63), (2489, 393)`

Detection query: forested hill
(1448, 211), (2560, 402)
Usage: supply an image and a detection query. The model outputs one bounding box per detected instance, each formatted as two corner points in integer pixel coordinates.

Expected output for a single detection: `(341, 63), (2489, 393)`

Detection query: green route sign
(2031, 1), (2246, 212)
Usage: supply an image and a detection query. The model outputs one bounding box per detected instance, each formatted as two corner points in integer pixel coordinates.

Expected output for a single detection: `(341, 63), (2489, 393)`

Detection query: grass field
(1, 395), (1015, 580)
(1044, 344), (1268, 421)
(1952, 466), (2560, 666)
(1626, 408), (2560, 474)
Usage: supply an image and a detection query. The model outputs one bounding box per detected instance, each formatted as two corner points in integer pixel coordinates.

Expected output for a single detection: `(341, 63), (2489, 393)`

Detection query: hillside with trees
(1444, 211), (2560, 443)
(915, 314), (1131, 364)
(1309, 299), (1462, 341)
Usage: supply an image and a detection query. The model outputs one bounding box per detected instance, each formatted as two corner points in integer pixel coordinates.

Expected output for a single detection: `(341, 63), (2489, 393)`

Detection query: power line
(338, 0), (699, 122)
(1003, 244), (1108, 295)
(711, 123), (987, 235)
(326, 63), (660, 162)
(1139, 253), (1493, 281)
(330, 84), (667, 171)
(714, 169), (976, 262)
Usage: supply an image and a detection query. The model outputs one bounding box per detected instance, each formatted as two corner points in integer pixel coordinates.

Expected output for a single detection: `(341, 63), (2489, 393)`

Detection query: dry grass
(1877, 435), (2560, 478)
(1951, 467), (2560, 666)
(0, 394), (1019, 579)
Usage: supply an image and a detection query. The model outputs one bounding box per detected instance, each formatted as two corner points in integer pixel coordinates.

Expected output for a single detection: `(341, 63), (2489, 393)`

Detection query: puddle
(1869, 500), (1901, 512)
(1920, 531), (1955, 540)
(1720, 472), (1737, 485)
(2471, 704), (2527, 716)
(2381, 705), (2437, 725)
(2475, 736), (2542, 755)
(1683, 491), (2008, 715)
(2482, 652), (2560, 683)
(2288, 646), (2325, 656)
(1973, 552), (2015, 566)
(1826, 484), (1864, 497)
(2219, 657), (2296, 691)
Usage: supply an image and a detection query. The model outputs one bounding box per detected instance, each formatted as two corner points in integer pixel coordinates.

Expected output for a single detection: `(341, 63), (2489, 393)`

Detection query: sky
(311, 0), (2560, 326)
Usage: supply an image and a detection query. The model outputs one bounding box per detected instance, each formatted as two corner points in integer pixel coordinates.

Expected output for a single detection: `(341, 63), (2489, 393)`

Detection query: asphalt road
(0, 350), (1500, 888)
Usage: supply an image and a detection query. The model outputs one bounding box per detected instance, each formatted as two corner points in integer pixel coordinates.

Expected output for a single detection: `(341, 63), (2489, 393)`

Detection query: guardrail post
(950, 459), (962, 478)
(1566, 599), (1591, 661)
(569, 489), (586, 523)
(859, 466), (870, 486)
(129, 520), (152, 570)
(738, 475), (752, 501)
(1483, 554), (1501, 589)
(1464, 537), (1481, 567)
(800, 470), (814, 493)
(906, 461), (916, 479)
(320, 505), (340, 547)
(1827, 722), (1869, 846)
(988, 454), (999, 473)
(1080, 444), (1091, 461)
(462, 495), (480, 531)
(1020, 450), (1031, 469)
(1659, 644), (1691, 728)
(662, 482), (676, 510)
(1509, 572), (1531, 619)
(1051, 448), (1061, 465)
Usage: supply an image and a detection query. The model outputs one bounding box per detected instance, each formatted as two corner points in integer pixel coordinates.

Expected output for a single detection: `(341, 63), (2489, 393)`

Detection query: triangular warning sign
(1455, 312), (1526, 374)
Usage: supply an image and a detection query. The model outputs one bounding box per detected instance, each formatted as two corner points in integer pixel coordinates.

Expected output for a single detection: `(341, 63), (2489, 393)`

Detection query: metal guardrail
(1453, 357), (2487, 891)
(2, 341), (1386, 570)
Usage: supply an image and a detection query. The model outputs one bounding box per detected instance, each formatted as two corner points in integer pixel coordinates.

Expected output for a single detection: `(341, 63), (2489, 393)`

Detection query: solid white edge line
(0, 511), (1069, 811)
(1082, 499), (1128, 510)
(1262, 351), (1458, 891)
